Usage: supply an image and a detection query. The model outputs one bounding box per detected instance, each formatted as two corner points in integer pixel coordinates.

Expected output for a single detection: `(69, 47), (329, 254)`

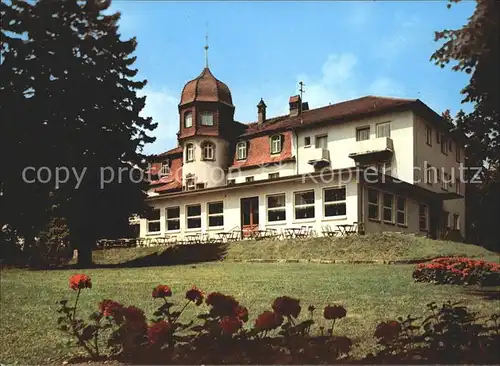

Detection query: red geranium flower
(374, 320), (402, 344)
(206, 292), (240, 317)
(185, 286), (204, 306)
(148, 320), (172, 344)
(69, 274), (92, 290)
(122, 306), (147, 331)
(235, 305), (249, 322)
(323, 305), (347, 320)
(272, 296), (301, 318)
(254, 310), (283, 331)
(219, 316), (242, 335)
(152, 285), (172, 298)
(99, 299), (123, 321)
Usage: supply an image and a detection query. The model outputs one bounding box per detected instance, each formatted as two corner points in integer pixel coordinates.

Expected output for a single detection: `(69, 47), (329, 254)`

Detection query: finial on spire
(204, 22), (209, 68)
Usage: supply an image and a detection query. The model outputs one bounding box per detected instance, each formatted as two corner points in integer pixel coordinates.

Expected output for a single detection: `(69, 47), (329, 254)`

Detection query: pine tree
(1, 0), (157, 265)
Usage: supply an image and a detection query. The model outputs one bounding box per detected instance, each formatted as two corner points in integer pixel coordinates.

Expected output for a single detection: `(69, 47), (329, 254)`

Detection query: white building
(139, 66), (465, 241)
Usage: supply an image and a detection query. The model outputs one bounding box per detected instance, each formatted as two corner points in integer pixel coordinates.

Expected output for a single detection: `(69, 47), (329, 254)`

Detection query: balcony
(306, 148), (330, 167)
(348, 137), (394, 165)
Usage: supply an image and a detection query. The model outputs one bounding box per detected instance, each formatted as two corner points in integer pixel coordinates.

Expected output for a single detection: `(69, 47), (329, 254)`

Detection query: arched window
(200, 111), (214, 126)
(186, 143), (195, 162)
(184, 112), (193, 128)
(202, 142), (215, 161)
(237, 141), (247, 160)
(160, 160), (170, 176)
(270, 134), (283, 154)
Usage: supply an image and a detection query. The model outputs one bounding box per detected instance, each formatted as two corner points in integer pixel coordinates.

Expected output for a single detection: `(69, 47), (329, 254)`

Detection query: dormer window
(202, 142), (215, 161)
(237, 141), (247, 160)
(200, 111), (214, 126)
(186, 143), (195, 162)
(160, 160), (170, 176)
(184, 112), (193, 128)
(270, 135), (283, 154)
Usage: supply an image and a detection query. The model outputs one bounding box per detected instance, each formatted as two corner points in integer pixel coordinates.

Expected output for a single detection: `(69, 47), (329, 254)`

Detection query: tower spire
(204, 22), (209, 68)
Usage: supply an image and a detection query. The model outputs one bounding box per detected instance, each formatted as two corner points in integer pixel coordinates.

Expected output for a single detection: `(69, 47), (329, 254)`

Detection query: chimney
(289, 95), (302, 117)
(302, 102), (309, 111)
(257, 98), (267, 124)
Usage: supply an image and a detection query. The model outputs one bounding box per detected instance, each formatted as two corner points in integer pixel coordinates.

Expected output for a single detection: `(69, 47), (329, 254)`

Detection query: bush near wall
(413, 257), (500, 286)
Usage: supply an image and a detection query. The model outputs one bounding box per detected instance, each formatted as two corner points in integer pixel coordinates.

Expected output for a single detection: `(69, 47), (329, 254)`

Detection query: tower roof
(179, 67), (233, 107)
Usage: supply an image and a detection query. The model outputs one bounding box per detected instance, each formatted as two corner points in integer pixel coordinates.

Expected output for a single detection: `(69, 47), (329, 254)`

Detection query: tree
(1, 0), (157, 265)
(431, 0), (499, 165)
(431, 0), (499, 249)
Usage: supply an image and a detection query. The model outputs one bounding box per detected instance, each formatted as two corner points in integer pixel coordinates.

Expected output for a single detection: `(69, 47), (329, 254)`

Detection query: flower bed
(413, 257), (500, 286)
(58, 273), (500, 364)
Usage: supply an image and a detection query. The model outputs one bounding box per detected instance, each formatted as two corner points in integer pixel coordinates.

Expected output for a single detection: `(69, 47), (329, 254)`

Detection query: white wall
(140, 176), (359, 239)
(181, 136), (229, 188)
(227, 162), (296, 183)
(295, 110), (415, 183)
(413, 115), (465, 237)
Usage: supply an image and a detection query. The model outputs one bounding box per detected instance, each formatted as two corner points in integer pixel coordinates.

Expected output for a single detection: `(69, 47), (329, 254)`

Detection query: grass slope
(1, 263), (499, 364)
(90, 233), (499, 266)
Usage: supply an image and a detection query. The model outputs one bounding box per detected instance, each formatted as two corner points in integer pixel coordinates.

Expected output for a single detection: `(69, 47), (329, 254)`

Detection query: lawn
(1, 262), (499, 364)
(89, 233), (500, 266)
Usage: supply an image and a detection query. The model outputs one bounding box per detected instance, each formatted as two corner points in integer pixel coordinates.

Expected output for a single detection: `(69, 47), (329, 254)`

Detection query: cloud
(138, 88), (179, 155)
(374, 13), (421, 62)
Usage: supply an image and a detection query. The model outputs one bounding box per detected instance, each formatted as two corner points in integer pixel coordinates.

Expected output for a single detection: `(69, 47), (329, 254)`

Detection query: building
(138, 65), (465, 241)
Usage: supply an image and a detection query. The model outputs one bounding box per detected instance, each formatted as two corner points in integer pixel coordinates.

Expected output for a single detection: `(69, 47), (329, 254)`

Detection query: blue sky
(109, 0), (476, 154)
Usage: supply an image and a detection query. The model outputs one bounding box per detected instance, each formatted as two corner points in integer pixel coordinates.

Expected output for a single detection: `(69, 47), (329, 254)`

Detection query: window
(443, 211), (450, 228)
(148, 209), (161, 233)
(442, 172), (449, 191)
(227, 179), (235, 185)
(185, 177), (195, 191)
(356, 126), (370, 141)
(324, 187), (346, 217)
(376, 122), (391, 138)
(186, 143), (195, 162)
(165, 207), (180, 231)
(200, 111), (214, 126)
(267, 194), (286, 222)
(304, 136), (311, 146)
(396, 197), (406, 226)
(425, 125), (432, 146)
(448, 139), (453, 152)
(186, 204), (201, 229)
(382, 193), (394, 223)
(441, 138), (447, 155)
(437, 132), (441, 144)
(453, 214), (460, 230)
(268, 173), (279, 179)
(294, 190), (315, 220)
(456, 179), (460, 195)
(368, 188), (379, 220)
(456, 147), (461, 162)
(202, 142), (215, 161)
(425, 163), (434, 185)
(208, 202), (224, 227)
(419, 204), (428, 231)
(237, 142), (247, 160)
(270, 135), (283, 154)
(315, 135), (328, 149)
(196, 183), (205, 190)
(184, 112), (193, 128)
(160, 160), (170, 176)
(245, 176), (254, 182)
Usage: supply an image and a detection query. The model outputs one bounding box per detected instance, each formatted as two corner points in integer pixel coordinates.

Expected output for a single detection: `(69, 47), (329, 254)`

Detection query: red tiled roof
(150, 157), (183, 193)
(239, 96), (417, 137)
(156, 146), (183, 157)
(231, 130), (294, 169)
(180, 67), (233, 107)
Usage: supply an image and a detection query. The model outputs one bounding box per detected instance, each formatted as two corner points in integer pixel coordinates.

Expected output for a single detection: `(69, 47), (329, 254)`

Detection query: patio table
(284, 228), (302, 239)
(216, 232), (231, 243)
(185, 234), (201, 245)
(336, 224), (356, 237)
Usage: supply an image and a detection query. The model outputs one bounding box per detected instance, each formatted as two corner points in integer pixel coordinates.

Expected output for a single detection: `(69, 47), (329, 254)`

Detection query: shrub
(413, 257), (500, 286)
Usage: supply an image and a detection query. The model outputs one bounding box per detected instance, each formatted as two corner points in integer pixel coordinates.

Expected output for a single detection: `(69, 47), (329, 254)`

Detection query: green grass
(89, 233), (499, 266)
(1, 262), (499, 364)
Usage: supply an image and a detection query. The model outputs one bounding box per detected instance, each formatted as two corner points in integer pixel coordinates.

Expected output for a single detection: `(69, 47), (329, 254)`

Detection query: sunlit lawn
(1, 263), (499, 364)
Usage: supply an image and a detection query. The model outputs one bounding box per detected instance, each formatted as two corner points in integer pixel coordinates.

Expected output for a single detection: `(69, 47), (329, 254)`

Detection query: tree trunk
(76, 242), (93, 267)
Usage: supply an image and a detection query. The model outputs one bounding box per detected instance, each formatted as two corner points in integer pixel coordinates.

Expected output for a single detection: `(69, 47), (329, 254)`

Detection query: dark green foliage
(0, 0), (156, 265)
